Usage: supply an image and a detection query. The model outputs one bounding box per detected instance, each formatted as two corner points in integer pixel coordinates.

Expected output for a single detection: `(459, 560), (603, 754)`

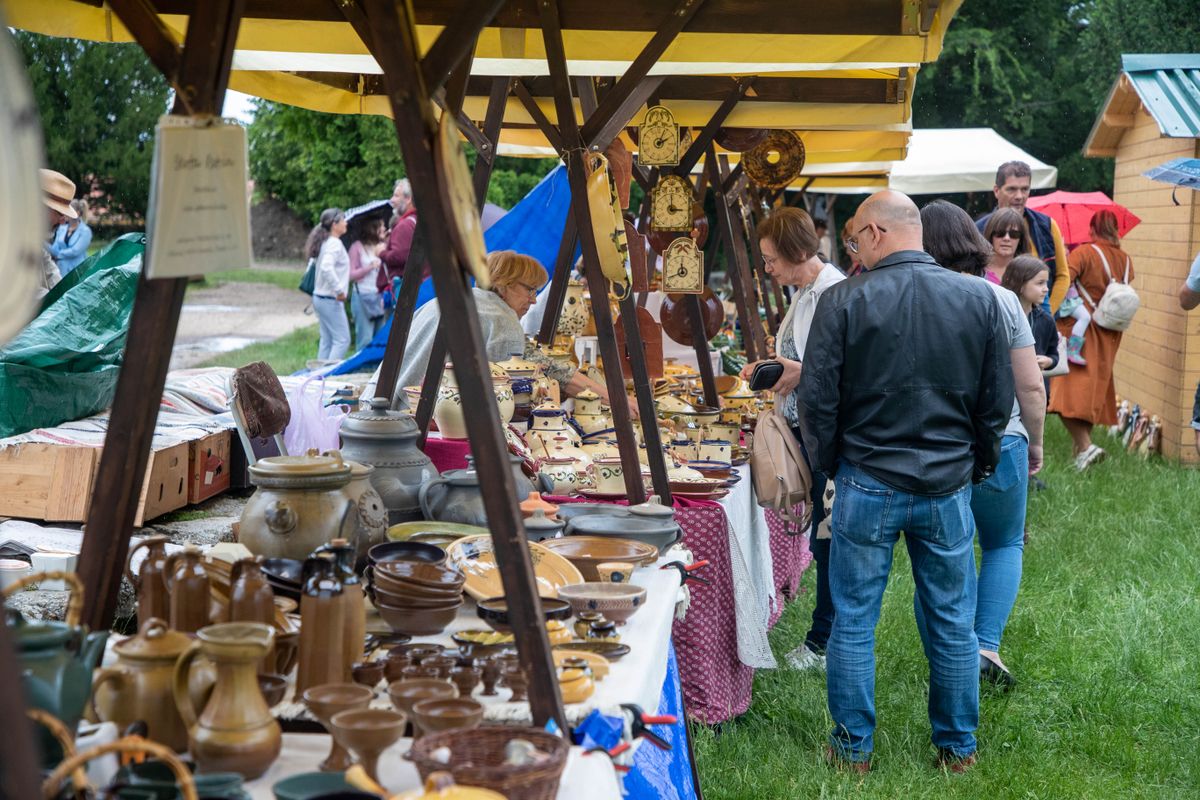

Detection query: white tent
(888, 127), (1057, 194)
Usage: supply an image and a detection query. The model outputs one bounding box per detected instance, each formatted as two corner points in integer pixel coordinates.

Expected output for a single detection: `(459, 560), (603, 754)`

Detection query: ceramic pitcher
(173, 622), (281, 778)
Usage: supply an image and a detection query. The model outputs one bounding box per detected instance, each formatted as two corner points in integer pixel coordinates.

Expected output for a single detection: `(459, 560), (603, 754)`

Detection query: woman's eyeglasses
(993, 228), (1022, 240)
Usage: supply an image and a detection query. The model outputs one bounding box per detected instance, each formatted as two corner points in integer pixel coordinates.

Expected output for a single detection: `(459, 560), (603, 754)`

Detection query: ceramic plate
(552, 648), (610, 679)
(387, 521), (488, 545)
(555, 641), (631, 660)
(445, 535), (584, 601)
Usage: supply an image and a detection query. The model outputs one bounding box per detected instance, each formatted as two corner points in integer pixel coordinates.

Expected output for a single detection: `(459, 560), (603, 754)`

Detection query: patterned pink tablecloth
(672, 506), (811, 725)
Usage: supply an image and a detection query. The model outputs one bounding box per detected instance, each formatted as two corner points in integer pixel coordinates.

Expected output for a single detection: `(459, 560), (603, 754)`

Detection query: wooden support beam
(414, 332), (446, 447)
(80, 0), (245, 632)
(675, 77), (752, 175)
(108, 0), (185, 107)
(717, 152), (772, 341)
(721, 161), (744, 196)
(687, 294), (719, 407)
(541, 0), (646, 504)
(358, 0), (566, 729)
(418, 0), (505, 95)
(536, 214), (579, 345)
(706, 145), (765, 361)
(512, 79), (564, 153)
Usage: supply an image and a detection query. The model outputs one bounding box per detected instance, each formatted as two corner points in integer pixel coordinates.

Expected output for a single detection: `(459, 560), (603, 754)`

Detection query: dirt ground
(171, 281), (316, 369)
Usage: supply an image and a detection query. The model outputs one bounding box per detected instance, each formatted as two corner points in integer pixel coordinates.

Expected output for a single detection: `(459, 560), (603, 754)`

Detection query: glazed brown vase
(312, 539), (366, 676)
(126, 535), (171, 626)
(228, 558), (275, 626)
(172, 622), (282, 779)
(295, 554), (347, 696)
(164, 547), (211, 634)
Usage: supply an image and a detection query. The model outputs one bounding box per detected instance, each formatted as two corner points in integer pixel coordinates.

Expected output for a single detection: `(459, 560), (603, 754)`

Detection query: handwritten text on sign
(147, 116), (251, 278)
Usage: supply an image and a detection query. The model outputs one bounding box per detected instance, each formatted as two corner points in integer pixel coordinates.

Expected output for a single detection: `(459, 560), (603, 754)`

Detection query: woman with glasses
(741, 206), (845, 673)
(982, 207), (1030, 286)
(307, 208), (352, 361)
(387, 250), (611, 408)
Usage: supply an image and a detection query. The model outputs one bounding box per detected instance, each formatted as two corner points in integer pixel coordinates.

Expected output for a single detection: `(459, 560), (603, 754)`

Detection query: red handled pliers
(660, 559), (711, 587)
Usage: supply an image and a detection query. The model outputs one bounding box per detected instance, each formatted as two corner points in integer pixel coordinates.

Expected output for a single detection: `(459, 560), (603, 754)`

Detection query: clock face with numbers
(651, 175), (694, 232)
(637, 105), (680, 166)
(663, 237), (704, 294)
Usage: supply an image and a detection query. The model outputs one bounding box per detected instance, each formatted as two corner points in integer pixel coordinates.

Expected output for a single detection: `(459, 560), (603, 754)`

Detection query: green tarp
(0, 234), (144, 437)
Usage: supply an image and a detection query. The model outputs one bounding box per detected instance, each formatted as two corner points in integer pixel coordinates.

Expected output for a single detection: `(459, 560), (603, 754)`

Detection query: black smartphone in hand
(749, 360), (785, 391)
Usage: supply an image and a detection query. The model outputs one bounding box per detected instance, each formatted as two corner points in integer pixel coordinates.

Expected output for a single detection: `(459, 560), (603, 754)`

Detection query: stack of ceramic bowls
(367, 543), (465, 636)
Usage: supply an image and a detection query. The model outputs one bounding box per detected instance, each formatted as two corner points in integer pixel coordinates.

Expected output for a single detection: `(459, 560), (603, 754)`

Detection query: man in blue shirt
(47, 198), (93, 276)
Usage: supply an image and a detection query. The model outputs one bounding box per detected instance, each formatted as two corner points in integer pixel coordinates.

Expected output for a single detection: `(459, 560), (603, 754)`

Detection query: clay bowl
(371, 567), (464, 597)
(257, 673), (288, 707)
(367, 541), (446, 567)
(476, 596), (572, 634)
(377, 598), (463, 636)
(387, 678), (459, 719)
(374, 587), (464, 610)
(687, 459), (732, 480)
(556, 583), (648, 625)
(410, 697), (484, 738)
(450, 630), (516, 661)
(372, 559), (464, 589)
(538, 536), (658, 583)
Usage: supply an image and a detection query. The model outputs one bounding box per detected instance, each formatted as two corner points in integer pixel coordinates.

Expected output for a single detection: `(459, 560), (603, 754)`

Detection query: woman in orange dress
(1048, 210), (1132, 469)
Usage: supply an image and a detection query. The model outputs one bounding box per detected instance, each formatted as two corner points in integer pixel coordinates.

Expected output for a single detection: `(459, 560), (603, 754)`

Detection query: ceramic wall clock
(637, 105), (680, 167)
(742, 129), (807, 189)
(651, 174), (694, 232)
(662, 237), (704, 294)
(434, 110), (490, 288)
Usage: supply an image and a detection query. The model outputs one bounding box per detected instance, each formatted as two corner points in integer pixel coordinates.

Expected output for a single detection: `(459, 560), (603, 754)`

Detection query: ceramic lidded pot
(419, 455), (541, 527)
(592, 456), (626, 495)
(338, 398), (436, 526)
(574, 389), (604, 417)
(537, 456), (580, 496)
(92, 617), (211, 752)
(239, 451), (357, 562)
(523, 509), (565, 542)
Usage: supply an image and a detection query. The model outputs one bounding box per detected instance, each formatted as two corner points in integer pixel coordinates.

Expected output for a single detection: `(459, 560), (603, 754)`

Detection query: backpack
(749, 408), (812, 534)
(1077, 244), (1138, 331)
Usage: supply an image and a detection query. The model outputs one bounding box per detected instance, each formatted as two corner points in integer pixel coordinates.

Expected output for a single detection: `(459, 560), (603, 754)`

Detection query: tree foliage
(248, 100), (558, 225)
(915, 0), (1200, 194)
(15, 31), (169, 219)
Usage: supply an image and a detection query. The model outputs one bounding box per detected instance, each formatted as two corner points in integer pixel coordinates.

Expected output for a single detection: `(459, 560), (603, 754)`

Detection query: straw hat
(40, 169), (78, 219)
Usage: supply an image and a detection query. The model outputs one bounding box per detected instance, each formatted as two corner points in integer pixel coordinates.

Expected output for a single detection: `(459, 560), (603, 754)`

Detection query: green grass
(189, 266), (305, 292)
(693, 418), (1200, 798)
(197, 324), (319, 376)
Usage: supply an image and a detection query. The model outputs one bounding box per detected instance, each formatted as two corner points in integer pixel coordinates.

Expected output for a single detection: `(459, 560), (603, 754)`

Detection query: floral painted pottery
(592, 457), (625, 495)
(537, 456), (580, 496)
(574, 388), (604, 417)
(240, 451), (357, 562)
(697, 439), (732, 463)
(433, 367), (468, 439)
(492, 376), (515, 424)
(340, 398), (437, 527)
(446, 535), (584, 601)
(556, 278), (589, 337)
(173, 622), (282, 778)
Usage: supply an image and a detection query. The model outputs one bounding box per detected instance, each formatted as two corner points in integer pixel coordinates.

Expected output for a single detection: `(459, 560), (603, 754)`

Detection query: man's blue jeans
(915, 435), (1028, 653)
(827, 462), (979, 762)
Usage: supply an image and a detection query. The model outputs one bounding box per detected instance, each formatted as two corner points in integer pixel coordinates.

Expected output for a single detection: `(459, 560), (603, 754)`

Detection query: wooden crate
(187, 430), (231, 504)
(0, 440), (189, 525)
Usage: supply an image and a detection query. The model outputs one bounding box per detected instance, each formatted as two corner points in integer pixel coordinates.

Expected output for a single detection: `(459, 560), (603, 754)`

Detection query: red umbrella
(1025, 191), (1140, 246)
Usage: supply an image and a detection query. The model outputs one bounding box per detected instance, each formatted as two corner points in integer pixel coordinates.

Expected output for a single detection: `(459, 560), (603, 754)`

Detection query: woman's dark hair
(1090, 209), (1121, 245)
(348, 213), (385, 247)
(920, 199), (991, 277)
(982, 207), (1030, 256)
(305, 208), (343, 260)
(1000, 255), (1050, 295)
(756, 207), (819, 265)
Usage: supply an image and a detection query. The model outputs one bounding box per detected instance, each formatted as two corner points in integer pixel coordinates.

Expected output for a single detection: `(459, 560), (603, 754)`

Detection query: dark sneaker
(825, 746), (870, 775)
(936, 749), (977, 773)
(979, 653), (1016, 690)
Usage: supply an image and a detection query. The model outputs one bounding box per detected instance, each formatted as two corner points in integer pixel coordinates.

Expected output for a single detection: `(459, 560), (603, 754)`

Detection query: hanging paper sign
(637, 105), (680, 167)
(146, 115), (251, 278)
(662, 237), (704, 294)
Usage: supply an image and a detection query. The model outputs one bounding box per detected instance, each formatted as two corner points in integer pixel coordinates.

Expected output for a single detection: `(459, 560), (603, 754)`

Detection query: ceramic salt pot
(164, 547), (211, 634)
(523, 510), (565, 543)
(240, 451), (357, 562)
(337, 398), (437, 526)
(490, 363), (516, 424)
(125, 535), (171, 626)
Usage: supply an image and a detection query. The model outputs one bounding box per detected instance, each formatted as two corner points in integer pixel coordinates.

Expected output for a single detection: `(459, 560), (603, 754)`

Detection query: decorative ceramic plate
(556, 641), (632, 660)
(445, 535), (584, 601)
(552, 647), (611, 678)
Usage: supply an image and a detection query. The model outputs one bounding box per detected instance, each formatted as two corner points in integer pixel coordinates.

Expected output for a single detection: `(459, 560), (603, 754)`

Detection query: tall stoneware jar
(239, 451), (356, 562)
(338, 398), (436, 527)
(295, 554), (347, 695)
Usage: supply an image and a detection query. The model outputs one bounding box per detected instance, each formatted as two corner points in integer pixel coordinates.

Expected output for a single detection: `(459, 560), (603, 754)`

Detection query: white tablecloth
(245, 733), (621, 799)
(715, 464), (776, 668)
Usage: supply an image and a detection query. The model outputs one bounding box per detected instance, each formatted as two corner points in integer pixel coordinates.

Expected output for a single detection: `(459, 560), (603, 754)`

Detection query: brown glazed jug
(173, 622), (282, 779)
(126, 536), (171, 625)
(312, 538), (365, 674)
(228, 558), (275, 626)
(295, 554), (347, 696)
(165, 547), (211, 634)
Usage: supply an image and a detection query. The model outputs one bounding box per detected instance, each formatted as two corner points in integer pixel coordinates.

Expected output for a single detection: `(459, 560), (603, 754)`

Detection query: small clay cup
(386, 678), (459, 722)
(449, 665), (481, 697)
(410, 697), (484, 738)
(302, 683), (374, 772)
(400, 644), (445, 665)
(479, 657), (503, 697)
(384, 653), (412, 683)
(502, 664), (529, 702)
(328, 708), (407, 784)
(257, 672), (288, 707)
(351, 660), (385, 689)
(423, 655), (456, 680)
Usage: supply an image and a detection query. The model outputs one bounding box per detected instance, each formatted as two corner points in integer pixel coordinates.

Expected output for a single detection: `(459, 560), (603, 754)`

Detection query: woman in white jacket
(306, 208), (351, 361)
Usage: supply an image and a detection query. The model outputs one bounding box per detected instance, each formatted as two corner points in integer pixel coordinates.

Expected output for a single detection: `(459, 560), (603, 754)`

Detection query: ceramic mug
(697, 439), (732, 463)
(593, 458), (625, 495)
(708, 422), (740, 444)
(597, 562), (634, 583)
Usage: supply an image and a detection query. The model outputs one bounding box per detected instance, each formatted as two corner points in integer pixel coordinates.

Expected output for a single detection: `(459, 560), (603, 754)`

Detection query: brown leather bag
(749, 408), (812, 534)
(233, 361), (290, 439)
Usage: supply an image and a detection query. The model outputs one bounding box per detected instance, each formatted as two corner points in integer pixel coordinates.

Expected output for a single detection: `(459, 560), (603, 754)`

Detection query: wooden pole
(705, 147), (764, 362)
(79, 0), (245, 632)
(356, 0), (566, 729)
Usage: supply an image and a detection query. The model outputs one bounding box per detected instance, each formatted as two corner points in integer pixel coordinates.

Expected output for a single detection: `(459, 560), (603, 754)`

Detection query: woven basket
(407, 726), (569, 800)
